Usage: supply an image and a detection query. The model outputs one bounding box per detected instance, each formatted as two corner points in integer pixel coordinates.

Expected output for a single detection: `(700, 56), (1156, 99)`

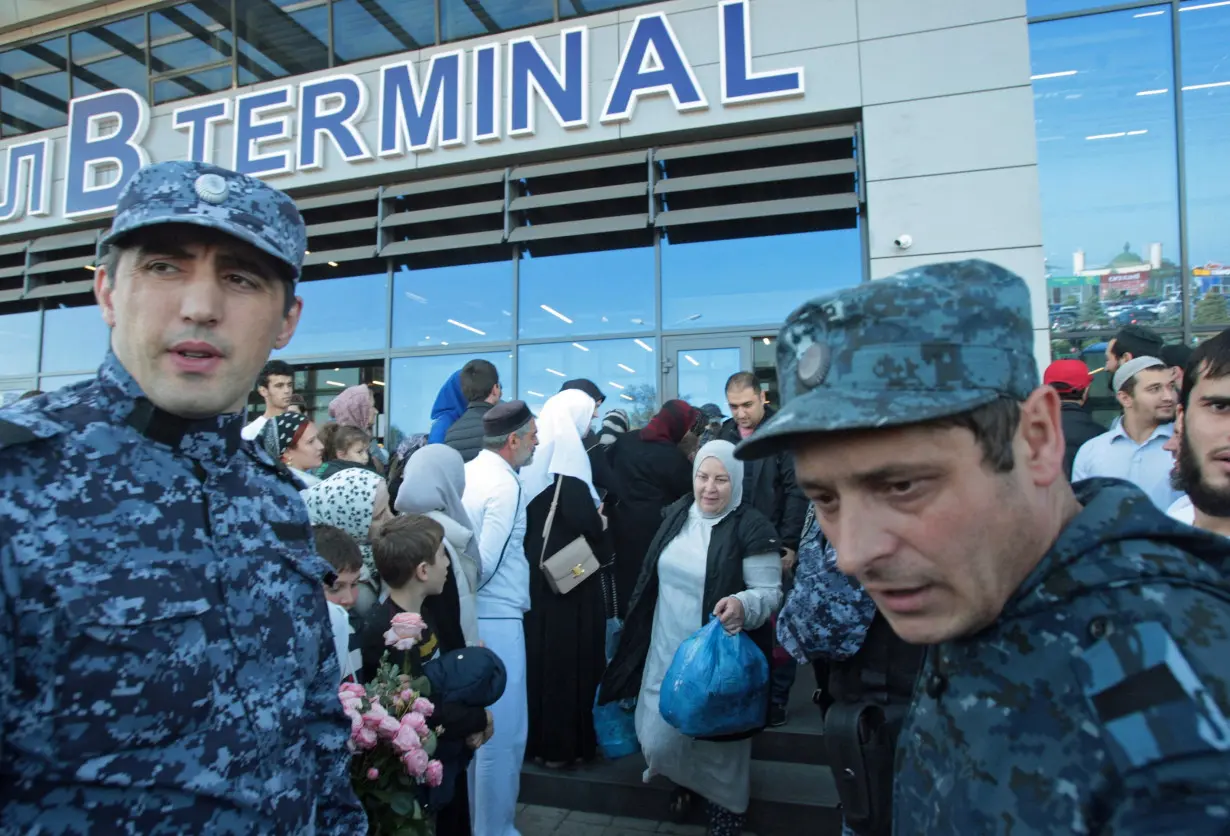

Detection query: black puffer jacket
(1059, 402), (1105, 480)
(445, 401), (493, 463)
(718, 406), (808, 550)
(600, 496), (780, 738)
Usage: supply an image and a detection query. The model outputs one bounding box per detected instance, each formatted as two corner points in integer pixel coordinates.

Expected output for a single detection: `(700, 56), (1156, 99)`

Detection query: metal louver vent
(379, 170), (507, 267)
(655, 125), (859, 245)
(508, 149), (653, 256)
(25, 226), (105, 301)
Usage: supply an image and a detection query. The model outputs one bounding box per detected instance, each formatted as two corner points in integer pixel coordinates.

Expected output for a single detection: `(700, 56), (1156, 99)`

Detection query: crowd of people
(0, 159), (1226, 836)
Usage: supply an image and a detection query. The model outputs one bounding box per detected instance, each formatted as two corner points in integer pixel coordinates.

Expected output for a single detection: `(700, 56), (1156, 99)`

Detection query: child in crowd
(314, 423), (374, 481)
(360, 514), (495, 834)
(313, 523), (364, 682)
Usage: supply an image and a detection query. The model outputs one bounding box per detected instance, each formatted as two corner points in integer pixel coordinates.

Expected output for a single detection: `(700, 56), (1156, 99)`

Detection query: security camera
(893, 234), (913, 250)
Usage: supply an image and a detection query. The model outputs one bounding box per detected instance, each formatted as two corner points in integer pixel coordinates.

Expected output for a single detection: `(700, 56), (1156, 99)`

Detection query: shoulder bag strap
(477, 475), (522, 592)
(538, 474), (565, 570)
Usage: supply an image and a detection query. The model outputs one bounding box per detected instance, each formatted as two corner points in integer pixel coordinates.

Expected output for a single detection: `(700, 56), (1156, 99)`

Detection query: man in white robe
(462, 401), (538, 836)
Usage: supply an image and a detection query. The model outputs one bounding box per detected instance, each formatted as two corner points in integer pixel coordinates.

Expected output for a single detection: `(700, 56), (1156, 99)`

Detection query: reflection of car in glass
(1051, 314), (1077, 331)
(1109, 307), (1158, 327)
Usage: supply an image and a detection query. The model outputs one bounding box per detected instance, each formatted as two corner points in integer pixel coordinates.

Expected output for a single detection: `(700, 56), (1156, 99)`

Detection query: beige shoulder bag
(539, 475), (602, 595)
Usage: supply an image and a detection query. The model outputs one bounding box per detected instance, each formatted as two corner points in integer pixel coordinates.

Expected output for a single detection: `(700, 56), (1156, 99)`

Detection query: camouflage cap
(97, 160), (306, 282)
(736, 259), (1040, 460)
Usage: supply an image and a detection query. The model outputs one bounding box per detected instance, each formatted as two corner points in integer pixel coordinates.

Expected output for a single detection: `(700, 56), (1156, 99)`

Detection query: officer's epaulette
(240, 438), (304, 489)
(0, 413), (68, 453)
(1074, 619), (1230, 775)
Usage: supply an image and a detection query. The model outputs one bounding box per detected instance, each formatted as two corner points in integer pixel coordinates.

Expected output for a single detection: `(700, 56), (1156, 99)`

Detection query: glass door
(661, 336), (751, 411)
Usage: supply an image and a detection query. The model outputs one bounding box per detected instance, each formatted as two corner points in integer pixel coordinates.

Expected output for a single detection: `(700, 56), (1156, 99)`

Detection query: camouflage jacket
(895, 479), (1230, 834)
(0, 353), (365, 834)
(777, 506), (876, 663)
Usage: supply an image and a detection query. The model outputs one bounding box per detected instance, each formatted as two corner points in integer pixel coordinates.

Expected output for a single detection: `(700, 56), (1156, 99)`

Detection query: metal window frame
(0, 109), (866, 420)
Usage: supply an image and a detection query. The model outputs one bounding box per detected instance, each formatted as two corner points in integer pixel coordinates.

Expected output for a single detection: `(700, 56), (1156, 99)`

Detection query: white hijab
(691, 440), (744, 525)
(519, 388), (599, 503)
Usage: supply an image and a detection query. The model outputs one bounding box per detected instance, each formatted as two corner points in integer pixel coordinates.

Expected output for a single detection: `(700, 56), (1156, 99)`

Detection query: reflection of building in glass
(1072, 243), (1178, 300)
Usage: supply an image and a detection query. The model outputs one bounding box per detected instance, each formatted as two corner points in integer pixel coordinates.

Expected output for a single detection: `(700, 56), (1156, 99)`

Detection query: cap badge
(797, 343), (832, 390)
(194, 173), (229, 204)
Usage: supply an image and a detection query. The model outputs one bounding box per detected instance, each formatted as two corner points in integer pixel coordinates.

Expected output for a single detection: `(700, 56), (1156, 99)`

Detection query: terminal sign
(0, 0), (803, 225)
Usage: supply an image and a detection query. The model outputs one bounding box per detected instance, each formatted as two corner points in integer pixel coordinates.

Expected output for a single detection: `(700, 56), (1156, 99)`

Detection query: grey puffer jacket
(444, 401), (493, 463)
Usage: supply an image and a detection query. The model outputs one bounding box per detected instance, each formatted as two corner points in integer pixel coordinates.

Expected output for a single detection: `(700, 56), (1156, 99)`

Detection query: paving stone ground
(513, 804), (760, 836)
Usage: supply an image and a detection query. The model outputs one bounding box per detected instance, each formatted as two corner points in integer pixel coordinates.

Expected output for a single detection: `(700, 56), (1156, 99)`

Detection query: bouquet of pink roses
(339, 612), (445, 836)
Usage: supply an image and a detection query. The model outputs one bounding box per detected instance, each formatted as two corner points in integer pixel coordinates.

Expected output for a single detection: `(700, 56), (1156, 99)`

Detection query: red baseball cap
(1044, 359), (1093, 393)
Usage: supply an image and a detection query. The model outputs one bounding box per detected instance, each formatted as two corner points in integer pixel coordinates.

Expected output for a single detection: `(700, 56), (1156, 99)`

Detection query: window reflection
(153, 65), (233, 105)
(1181, 0), (1230, 327)
(333, 0), (434, 63)
(389, 351), (512, 439)
(149, 3), (233, 74)
(441, 0), (554, 43)
(0, 311), (40, 376)
(561, 0), (656, 17)
(39, 373), (95, 392)
(42, 305), (110, 374)
(392, 260), (514, 348)
(275, 270), (390, 358)
(71, 16), (148, 98)
(1031, 7), (1182, 335)
(676, 347), (740, 408)
(518, 337), (657, 426)
(236, 0), (330, 81)
(1027, 0), (1119, 17)
(0, 38), (69, 136)
(662, 229), (862, 330)
(518, 247), (654, 339)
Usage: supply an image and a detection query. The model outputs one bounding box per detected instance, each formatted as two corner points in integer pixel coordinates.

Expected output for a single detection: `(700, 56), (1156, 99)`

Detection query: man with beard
(1171, 329), (1230, 536)
(1072, 356), (1181, 510)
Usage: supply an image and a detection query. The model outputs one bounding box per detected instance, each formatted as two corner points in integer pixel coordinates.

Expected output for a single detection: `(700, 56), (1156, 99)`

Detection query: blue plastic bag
(659, 618), (769, 738)
(593, 692), (640, 759)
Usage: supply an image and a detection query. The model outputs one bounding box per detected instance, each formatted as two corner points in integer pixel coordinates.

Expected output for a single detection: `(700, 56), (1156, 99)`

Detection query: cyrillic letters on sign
(508, 28), (589, 135)
(298, 74), (373, 171)
(719, 0), (804, 105)
(0, 139), (51, 223)
(63, 90), (150, 219)
(378, 52), (465, 156)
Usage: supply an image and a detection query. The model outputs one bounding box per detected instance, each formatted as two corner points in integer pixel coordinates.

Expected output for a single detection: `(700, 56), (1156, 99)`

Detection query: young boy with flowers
(360, 513), (495, 834)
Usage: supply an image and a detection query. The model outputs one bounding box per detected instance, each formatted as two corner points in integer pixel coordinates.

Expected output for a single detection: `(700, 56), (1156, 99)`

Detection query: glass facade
(41, 304), (110, 374)
(0, 3), (865, 436)
(1031, 0), (1230, 357)
(518, 337), (658, 424)
(0, 0), (666, 137)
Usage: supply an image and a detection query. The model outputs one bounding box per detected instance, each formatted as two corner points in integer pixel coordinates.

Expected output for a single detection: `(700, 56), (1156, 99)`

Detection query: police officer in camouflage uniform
(738, 260), (1230, 834)
(0, 161), (365, 833)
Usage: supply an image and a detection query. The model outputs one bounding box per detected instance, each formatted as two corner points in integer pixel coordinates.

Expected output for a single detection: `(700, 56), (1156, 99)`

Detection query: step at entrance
(519, 668), (844, 835)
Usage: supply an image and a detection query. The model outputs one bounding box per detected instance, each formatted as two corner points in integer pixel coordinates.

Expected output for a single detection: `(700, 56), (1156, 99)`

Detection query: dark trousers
(436, 769), (472, 836)
(770, 656), (797, 707)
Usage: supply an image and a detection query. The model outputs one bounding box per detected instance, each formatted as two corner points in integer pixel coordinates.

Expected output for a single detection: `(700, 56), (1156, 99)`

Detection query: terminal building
(0, 0), (1223, 444)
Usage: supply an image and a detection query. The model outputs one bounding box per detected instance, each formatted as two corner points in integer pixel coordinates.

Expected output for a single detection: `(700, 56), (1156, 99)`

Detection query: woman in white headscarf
(302, 468), (394, 624)
(598, 440), (782, 836)
(395, 443), (482, 648)
(520, 388), (613, 769)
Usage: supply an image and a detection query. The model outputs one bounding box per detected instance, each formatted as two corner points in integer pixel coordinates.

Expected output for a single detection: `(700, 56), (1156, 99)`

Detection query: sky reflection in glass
(393, 261), (513, 348)
(518, 247), (654, 338)
(42, 305), (110, 373)
(276, 271), (389, 358)
(662, 229), (862, 329)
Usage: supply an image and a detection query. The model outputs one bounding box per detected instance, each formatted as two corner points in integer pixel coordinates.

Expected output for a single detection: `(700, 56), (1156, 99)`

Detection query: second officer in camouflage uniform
(0, 161), (365, 833)
(737, 260), (1230, 833)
